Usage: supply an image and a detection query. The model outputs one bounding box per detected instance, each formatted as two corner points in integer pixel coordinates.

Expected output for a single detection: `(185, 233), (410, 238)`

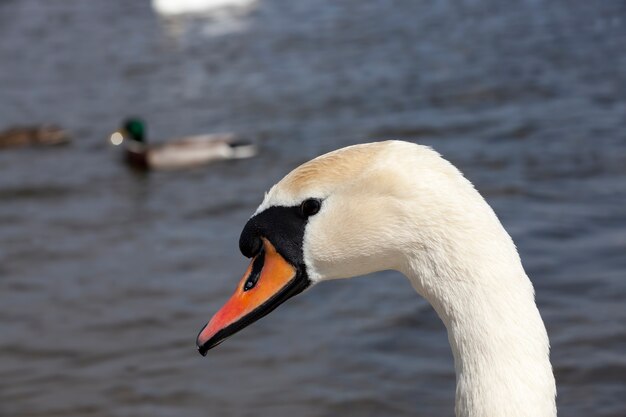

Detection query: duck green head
(110, 118), (147, 146)
(123, 118), (146, 142)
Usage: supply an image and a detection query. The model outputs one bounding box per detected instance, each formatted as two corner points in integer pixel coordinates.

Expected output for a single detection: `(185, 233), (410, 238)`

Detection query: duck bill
(196, 239), (309, 356)
(109, 130), (125, 146)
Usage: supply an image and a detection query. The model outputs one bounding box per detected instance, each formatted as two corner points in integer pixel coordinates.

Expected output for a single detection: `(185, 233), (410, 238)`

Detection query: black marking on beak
(243, 248), (265, 291)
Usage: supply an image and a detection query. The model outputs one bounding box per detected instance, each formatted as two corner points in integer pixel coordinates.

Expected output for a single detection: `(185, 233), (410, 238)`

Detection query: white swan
(196, 140), (557, 417)
(152, 0), (255, 16)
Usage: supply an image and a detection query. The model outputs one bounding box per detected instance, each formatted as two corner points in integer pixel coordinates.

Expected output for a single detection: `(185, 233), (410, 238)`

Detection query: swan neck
(403, 248), (556, 417)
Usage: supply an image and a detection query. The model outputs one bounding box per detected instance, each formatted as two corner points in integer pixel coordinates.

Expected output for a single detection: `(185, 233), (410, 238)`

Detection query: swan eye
(300, 198), (321, 217)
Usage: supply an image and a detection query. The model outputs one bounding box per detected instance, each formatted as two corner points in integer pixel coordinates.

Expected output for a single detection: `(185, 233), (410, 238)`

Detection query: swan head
(196, 140), (489, 355)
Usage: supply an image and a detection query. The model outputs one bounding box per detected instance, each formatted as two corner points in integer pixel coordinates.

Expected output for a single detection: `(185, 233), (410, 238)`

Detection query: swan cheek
(196, 239), (307, 355)
(303, 200), (400, 281)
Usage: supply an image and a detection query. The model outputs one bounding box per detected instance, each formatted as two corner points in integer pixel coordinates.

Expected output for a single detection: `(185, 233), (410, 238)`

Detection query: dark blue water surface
(1, 1), (625, 416)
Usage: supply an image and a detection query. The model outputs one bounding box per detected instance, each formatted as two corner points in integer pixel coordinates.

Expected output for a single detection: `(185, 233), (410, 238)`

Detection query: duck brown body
(0, 125), (71, 149)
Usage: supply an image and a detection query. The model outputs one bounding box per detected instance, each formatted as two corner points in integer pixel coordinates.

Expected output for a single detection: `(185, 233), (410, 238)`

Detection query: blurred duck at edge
(109, 118), (257, 170)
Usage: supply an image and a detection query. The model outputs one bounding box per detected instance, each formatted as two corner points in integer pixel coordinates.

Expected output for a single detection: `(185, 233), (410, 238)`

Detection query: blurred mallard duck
(110, 118), (257, 170)
(0, 125), (71, 149)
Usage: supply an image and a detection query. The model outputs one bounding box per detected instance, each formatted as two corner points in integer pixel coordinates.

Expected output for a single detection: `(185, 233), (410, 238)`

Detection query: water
(1, 1), (625, 416)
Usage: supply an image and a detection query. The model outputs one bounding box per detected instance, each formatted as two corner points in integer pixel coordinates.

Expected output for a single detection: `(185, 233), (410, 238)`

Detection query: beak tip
(196, 323), (210, 356)
(197, 344), (208, 357)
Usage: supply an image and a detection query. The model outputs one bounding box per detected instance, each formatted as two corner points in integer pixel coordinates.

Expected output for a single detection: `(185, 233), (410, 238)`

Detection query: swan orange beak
(196, 239), (308, 355)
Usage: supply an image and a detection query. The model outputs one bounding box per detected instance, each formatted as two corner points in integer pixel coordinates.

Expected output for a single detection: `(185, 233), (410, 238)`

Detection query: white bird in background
(151, 0), (256, 16)
(196, 141), (557, 417)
